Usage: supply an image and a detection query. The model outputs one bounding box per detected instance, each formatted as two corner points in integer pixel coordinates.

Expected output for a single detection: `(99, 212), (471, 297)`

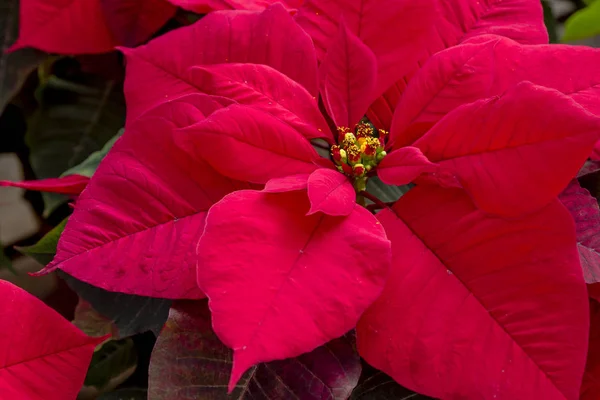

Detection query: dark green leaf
(26, 73), (125, 214)
(366, 177), (407, 204)
(351, 363), (434, 400)
(85, 338), (138, 389)
(562, 0), (600, 42)
(98, 388), (147, 400)
(16, 217), (68, 265)
(0, 0), (46, 114)
(542, 0), (558, 43)
(61, 128), (123, 178)
(149, 300), (361, 399)
(0, 239), (14, 273)
(60, 272), (171, 338)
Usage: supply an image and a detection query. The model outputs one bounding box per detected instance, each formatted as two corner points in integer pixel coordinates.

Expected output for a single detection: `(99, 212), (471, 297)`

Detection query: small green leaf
(62, 129), (123, 178)
(16, 217), (68, 265)
(562, 0), (600, 42)
(0, 240), (15, 273)
(26, 71), (125, 215)
(542, 0), (558, 43)
(85, 338), (138, 390)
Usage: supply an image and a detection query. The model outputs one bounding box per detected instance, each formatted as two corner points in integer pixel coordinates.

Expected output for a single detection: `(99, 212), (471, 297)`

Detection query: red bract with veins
(36, 1), (600, 399)
(10, 0), (297, 55)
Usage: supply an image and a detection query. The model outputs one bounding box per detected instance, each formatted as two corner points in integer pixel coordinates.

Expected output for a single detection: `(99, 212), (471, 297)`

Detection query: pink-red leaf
(179, 104), (321, 184)
(377, 147), (438, 186)
(167, 0), (302, 13)
(320, 22), (377, 127)
(307, 168), (355, 216)
(0, 280), (105, 399)
(559, 180), (600, 284)
(122, 4), (318, 123)
(391, 35), (600, 147)
(100, 0), (176, 48)
(581, 299), (600, 400)
(188, 63), (331, 142)
(357, 185), (589, 400)
(0, 174), (89, 195)
(11, 0), (174, 54)
(149, 300), (361, 399)
(38, 94), (250, 299)
(414, 82), (600, 217)
(196, 189), (391, 390)
(296, 0), (547, 129)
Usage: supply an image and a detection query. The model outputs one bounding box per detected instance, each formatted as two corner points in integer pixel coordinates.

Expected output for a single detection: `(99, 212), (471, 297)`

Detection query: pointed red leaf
(377, 147), (438, 186)
(559, 180), (600, 284)
(11, 0), (174, 54)
(179, 104), (321, 184)
(414, 82), (600, 217)
(296, 0), (547, 129)
(149, 300), (361, 399)
(38, 94), (250, 298)
(581, 299), (600, 400)
(122, 4), (318, 123)
(0, 280), (105, 399)
(391, 35), (600, 147)
(306, 168), (355, 216)
(188, 63), (331, 142)
(167, 0), (302, 13)
(320, 22), (377, 127)
(0, 174), (89, 195)
(264, 174), (310, 193)
(100, 0), (176, 48)
(357, 185), (589, 400)
(196, 189), (391, 390)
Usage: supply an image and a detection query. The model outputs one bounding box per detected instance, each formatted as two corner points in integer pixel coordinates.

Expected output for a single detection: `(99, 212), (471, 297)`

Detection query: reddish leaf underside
(196, 189), (391, 391)
(38, 94), (250, 298)
(414, 82), (600, 217)
(0, 174), (89, 195)
(357, 185), (588, 400)
(0, 280), (105, 399)
(11, 0), (174, 54)
(122, 4), (319, 123)
(100, 0), (176, 48)
(559, 181), (600, 284)
(391, 35), (600, 148)
(149, 300), (361, 399)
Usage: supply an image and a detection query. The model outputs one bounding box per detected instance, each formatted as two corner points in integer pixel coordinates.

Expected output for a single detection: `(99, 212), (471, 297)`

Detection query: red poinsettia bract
(35, 1), (600, 398)
(11, 0), (297, 55)
(0, 280), (105, 399)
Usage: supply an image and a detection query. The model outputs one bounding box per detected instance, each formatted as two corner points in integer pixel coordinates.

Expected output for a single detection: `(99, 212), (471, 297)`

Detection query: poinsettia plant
(4, 0), (600, 399)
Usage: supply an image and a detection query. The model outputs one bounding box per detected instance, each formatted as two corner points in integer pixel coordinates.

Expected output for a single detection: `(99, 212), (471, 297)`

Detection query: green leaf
(84, 338), (138, 390)
(26, 72), (125, 215)
(98, 388), (147, 400)
(562, 0), (600, 42)
(16, 217), (67, 265)
(0, 0), (46, 114)
(542, 0), (558, 43)
(61, 128), (123, 178)
(366, 177), (408, 204)
(0, 240), (15, 273)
